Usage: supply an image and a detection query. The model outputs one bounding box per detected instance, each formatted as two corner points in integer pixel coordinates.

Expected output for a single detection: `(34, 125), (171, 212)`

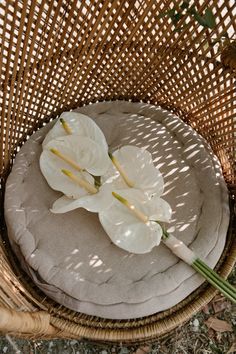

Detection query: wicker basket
(0, 0), (235, 344)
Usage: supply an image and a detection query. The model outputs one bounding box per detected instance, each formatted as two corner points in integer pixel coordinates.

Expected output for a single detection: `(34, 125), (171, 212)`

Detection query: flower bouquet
(40, 111), (236, 304)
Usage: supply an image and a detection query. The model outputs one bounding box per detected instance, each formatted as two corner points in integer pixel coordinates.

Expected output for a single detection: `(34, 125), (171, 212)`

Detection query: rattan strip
(0, 244), (46, 312)
(73, 20), (231, 119)
(30, 1), (81, 125)
(20, 0), (105, 133)
(73, 3), (170, 106)
(0, 0), (234, 153)
(13, 0), (65, 148)
(59, 0), (141, 109)
(18, 0), (67, 127)
(142, 56), (232, 114)
(0, 3), (10, 172)
(48, 289), (230, 343)
(128, 2), (236, 99)
(24, 1), (137, 119)
(72, 2), (163, 104)
(0, 306), (66, 336)
(137, 58), (232, 118)
(10, 1), (47, 153)
(140, 60), (233, 110)
(34, 0), (137, 125)
(124, 3), (212, 97)
(32, 3), (99, 111)
(191, 85), (236, 116)
(35, 2), (116, 111)
(1, 1), (28, 168)
(0, 3), (8, 173)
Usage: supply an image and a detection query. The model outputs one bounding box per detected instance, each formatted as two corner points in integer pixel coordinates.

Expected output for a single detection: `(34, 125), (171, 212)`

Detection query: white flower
(40, 135), (110, 198)
(102, 145), (164, 198)
(99, 189), (172, 254)
(42, 111), (108, 151)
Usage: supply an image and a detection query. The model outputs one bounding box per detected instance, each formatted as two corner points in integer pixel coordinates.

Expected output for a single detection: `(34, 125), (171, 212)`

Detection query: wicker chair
(0, 0), (235, 344)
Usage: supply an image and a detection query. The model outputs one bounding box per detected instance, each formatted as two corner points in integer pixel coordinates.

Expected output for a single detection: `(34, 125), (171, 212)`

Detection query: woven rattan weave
(0, 0), (235, 343)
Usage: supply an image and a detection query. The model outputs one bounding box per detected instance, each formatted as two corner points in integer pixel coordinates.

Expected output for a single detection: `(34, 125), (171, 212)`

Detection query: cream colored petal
(142, 197), (172, 223)
(101, 171), (127, 190)
(51, 184), (114, 213)
(99, 206), (162, 254)
(40, 149), (94, 199)
(98, 189), (162, 253)
(51, 195), (75, 212)
(43, 135), (110, 176)
(42, 112), (108, 150)
(112, 189), (172, 222)
(102, 145), (164, 196)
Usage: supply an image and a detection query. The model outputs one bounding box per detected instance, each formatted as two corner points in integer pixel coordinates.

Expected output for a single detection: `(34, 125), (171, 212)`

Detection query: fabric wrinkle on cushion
(11, 241), (206, 319)
(12, 241), (204, 319)
(4, 101), (229, 319)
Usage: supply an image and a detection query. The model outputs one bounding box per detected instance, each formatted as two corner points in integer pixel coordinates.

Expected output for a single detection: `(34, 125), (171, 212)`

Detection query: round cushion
(4, 101), (229, 319)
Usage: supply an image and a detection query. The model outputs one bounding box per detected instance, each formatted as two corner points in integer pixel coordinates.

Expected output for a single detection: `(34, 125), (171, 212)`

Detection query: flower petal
(43, 135), (110, 176)
(111, 189), (172, 222)
(102, 145), (164, 197)
(40, 147), (94, 198)
(51, 184), (114, 213)
(51, 195), (75, 212)
(43, 111), (108, 151)
(142, 196), (172, 223)
(99, 211), (162, 253)
(99, 188), (164, 253)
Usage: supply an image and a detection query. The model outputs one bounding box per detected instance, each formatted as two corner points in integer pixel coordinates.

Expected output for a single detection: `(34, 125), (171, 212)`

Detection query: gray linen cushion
(4, 101), (229, 319)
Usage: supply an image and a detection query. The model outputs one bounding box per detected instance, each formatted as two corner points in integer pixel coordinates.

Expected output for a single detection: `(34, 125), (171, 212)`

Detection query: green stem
(192, 259), (236, 303)
(196, 258), (236, 295)
(158, 223), (169, 240)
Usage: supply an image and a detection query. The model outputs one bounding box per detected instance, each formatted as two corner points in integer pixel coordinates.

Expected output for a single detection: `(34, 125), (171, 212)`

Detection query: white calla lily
(99, 189), (172, 254)
(102, 146), (164, 197)
(42, 111), (108, 151)
(51, 183), (114, 213)
(41, 135), (110, 177)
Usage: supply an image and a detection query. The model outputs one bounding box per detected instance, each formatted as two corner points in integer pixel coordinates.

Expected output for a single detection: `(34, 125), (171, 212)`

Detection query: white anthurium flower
(40, 135), (110, 199)
(102, 145), (164, 198)
(41, 135), (110, 178)
(42, 111), (108, 151)
(99, 189), (172, 254)
(51, 183), (115, 213)
(40, 154), (94, 199)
